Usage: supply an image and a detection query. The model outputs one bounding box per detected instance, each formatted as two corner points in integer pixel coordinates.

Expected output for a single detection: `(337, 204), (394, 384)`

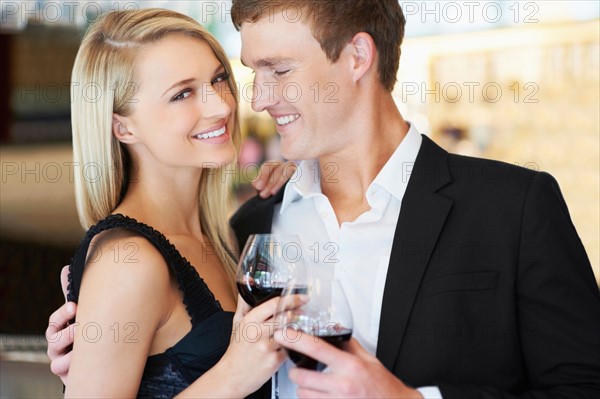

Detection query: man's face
(240, 12), (354, 161)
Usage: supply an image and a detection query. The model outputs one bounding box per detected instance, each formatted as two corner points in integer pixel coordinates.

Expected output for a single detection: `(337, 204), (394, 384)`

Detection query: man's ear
(348, 32), (376, 84)
(112, 114), (137, 144)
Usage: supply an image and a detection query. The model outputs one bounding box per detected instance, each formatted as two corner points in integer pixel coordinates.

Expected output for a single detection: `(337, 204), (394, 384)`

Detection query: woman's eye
(274, 70), (290, 76)
(171, 89), (192, 102)
(211, 72), (230, 85)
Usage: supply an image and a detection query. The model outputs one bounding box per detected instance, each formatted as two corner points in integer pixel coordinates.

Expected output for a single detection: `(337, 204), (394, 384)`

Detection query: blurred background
(0, 1), (598, 396)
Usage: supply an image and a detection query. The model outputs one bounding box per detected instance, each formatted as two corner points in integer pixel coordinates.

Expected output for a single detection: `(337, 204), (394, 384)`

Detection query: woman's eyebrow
(161, 78), (196, 97)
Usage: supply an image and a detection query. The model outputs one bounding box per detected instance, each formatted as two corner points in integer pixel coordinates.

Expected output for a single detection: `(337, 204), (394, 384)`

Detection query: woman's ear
(112, 114), (138, 144)
(349, 32), (376, 85)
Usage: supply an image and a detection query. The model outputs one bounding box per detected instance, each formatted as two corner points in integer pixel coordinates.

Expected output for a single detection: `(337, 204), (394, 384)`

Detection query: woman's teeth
(195, 126), (226, 140)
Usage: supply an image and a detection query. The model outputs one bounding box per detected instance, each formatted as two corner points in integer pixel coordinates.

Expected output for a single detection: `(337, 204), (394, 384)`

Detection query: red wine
(237, 282), (284, 307)
(237, 282), (308, 307)
(288, 329), (352, 371)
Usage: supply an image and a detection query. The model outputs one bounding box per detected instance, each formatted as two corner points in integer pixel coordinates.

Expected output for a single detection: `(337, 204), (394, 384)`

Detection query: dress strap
(67, 214), (222, 325)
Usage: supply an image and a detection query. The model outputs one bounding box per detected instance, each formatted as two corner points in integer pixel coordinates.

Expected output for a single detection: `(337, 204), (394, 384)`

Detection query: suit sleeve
(439, 172), (600, 399)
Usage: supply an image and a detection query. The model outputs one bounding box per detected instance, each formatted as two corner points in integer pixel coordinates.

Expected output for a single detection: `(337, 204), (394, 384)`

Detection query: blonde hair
(71, 8), (240, 278)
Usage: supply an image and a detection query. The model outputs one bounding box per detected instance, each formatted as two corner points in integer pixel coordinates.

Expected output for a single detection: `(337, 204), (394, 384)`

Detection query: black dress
(67, 214), (234, 398)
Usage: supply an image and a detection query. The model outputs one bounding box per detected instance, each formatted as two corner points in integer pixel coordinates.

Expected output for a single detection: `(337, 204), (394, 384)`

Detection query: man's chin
(281, 149), (304, 163)
(281, 140), (319, 162)
(280, 145), (298, 162)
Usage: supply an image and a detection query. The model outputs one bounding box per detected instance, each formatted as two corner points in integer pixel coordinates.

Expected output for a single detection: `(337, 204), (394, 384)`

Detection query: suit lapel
(376, 136), (453, 370)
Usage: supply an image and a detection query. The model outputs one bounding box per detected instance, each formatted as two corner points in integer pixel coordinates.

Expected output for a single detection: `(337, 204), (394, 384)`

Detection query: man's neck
(319, 95), (409, 225)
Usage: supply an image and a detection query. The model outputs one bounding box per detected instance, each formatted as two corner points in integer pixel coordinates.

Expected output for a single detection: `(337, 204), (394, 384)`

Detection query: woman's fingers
(252, 161), (297, 198)
(233, 294), (251, 325)
(242, 297), (281, 323)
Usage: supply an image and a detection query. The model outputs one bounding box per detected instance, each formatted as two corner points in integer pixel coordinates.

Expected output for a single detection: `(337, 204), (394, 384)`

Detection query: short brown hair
(231, 0), (406, 91)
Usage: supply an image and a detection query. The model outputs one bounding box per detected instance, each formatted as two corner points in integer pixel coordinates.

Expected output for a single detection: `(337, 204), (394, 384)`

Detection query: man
(48, 1), (600, 398)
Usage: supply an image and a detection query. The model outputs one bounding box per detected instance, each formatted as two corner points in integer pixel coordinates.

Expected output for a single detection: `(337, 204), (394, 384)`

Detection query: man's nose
(251, 76), (279, 112)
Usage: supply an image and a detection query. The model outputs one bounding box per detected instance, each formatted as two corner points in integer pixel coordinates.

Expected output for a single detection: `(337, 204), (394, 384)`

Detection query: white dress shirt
(270, 124), (442, 398)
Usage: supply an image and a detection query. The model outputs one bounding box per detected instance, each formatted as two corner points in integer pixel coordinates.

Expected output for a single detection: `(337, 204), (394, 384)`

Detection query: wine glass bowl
(236, 234), (307, 307)
(277, 278), (353, 371)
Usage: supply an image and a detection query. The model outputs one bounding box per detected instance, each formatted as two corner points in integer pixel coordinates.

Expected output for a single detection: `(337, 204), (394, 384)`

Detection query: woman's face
(117, 33), (237, 171)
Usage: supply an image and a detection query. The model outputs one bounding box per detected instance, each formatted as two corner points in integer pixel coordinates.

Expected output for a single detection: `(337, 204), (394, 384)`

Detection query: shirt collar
(368, 122), (422, 201)
(280, 159), (321, 214)
(279, 123), (423, 214)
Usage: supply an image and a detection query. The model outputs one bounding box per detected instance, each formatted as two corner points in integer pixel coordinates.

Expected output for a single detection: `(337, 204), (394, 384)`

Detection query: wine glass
(276, 278), (353, 371)
(236, 234), (308, 307)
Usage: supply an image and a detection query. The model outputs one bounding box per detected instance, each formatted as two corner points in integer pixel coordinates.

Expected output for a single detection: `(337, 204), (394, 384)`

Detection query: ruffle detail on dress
(67, 214), (222, 326)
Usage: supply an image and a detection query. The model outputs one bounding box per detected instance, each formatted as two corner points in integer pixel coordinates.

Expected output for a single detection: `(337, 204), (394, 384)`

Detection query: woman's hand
(252, 161), (297, 198)
(177, 295), (308, 398)
(220, 296), (286, 396)
(177, 296), (285, 398)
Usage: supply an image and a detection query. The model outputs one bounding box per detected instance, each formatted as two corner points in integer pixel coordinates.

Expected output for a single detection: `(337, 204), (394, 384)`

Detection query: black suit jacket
(231, 136), (600, 399)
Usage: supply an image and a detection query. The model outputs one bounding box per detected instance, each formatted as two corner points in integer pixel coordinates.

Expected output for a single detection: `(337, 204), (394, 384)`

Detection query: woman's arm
(65, 233), (172, 398)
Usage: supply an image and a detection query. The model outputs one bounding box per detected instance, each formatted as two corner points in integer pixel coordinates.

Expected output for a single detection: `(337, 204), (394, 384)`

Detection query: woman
(65, 9), (286, 397)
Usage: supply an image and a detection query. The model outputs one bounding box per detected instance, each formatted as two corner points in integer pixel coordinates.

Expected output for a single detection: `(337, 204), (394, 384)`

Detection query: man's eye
(171, 89), (192, 102)
(274, 70), (290, 76)
(211, 72), (230, 85)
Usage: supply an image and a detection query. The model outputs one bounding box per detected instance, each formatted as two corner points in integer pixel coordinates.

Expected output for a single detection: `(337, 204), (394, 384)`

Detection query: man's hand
(275, 331), (424, 399)
(251, 160), (297, 198)
(46, 265), (77, 384)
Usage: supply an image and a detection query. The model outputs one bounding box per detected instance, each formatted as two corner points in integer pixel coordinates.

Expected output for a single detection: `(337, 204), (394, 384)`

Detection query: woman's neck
(114, 164), (204, 240)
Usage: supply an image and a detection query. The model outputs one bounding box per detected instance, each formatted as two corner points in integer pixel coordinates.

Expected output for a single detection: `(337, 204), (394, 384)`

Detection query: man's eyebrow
(162, 78), (196, 97)
(241, 57), (296, 68)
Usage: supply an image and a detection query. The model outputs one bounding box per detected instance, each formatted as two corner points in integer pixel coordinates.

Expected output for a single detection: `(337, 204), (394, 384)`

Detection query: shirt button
(320, 212), (328, 219)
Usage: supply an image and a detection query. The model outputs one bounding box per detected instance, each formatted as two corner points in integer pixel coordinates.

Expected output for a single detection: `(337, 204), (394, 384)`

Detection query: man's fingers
(47, 323), (75, 358)
(275, 328), (352, 368)
(276, 294), (308, 315)
(49, 350), (72, 382)
(47, 302), (76, 332)
(296, 388), (337, 399)
(290, 367), (345, 396)
(60, 265), (70, 300)
(47, 303), (76, 359)
(344, 337), (371, 359)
